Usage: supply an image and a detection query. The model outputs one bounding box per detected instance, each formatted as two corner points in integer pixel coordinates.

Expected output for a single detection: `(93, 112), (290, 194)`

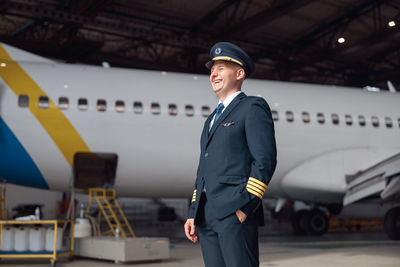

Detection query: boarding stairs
(343, 152), (400, 206)
(85, 188), (135, 237)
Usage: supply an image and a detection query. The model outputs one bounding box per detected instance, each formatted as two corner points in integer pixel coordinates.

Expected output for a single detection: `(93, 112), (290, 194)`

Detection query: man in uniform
(184, 42), (277, 267)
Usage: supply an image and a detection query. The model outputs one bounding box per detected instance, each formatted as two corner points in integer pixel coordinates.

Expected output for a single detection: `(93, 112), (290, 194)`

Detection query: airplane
(0, 42), (399, 239)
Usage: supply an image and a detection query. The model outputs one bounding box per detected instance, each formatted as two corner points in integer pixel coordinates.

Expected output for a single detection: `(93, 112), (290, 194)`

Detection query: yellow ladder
(0, 181), (6, 219)
(85, 188), (135, 237)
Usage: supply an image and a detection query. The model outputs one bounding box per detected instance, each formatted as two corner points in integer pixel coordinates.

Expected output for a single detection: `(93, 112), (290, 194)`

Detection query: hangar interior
(0, 0), (399, 88)
(0, 0), (399, 266)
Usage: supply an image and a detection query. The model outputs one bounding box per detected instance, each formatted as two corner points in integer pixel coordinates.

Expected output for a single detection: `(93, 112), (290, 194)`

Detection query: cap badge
(215, 48), (222, 55)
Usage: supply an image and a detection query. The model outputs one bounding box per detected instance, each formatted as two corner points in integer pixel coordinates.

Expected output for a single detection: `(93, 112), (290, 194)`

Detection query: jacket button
(204, 153), (208, 157)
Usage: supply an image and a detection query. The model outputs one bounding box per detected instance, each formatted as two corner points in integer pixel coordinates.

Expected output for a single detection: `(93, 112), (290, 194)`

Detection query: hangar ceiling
(0, 0), (399, 89)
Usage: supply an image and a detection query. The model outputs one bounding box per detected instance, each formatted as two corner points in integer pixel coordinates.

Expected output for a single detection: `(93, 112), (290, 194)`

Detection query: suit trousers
(197, 193), (259, 267)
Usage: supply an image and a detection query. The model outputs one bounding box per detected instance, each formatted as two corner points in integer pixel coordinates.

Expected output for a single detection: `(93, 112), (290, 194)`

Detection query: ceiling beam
(254, 0), (391, 61)
(289, 0), (391, 48)
(335, 26), (400, 61)
(49, 0), (111, 56)
(369, 41), (400, 63)
(281, 21), (400, 76)
(190, 0), (242, 36)
(219, 0), (314, 39)
(3, 1), (209, 49)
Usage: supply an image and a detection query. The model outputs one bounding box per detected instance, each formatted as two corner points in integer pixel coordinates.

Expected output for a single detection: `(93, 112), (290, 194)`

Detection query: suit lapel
(206, 92), (246, 148)
(201, 109), (216, 151)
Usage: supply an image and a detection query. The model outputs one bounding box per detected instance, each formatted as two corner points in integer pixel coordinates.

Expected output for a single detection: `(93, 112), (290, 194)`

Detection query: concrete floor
(1, 232), (399, 267)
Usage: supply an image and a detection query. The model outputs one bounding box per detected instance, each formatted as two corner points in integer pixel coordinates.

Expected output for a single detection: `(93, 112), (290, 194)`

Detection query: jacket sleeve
(187, 158), (201, 219)
(241, 98), (277, 213)
(187, 184), (197, 218)
(187, 133), (204, 219)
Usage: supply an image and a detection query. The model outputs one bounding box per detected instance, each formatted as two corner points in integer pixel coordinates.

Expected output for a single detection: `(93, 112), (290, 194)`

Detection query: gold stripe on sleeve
(249, 177), (267, 190)
(246, 187), (263, 199)
(247, 181), (266, 193)
(246, 184), (264, 196)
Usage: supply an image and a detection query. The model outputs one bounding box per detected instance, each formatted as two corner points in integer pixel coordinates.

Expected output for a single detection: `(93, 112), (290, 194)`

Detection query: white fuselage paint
(0, 44), (399, 204)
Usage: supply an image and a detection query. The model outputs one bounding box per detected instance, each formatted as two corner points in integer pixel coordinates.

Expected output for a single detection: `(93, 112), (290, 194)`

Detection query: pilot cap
(205, 42), (254, 77)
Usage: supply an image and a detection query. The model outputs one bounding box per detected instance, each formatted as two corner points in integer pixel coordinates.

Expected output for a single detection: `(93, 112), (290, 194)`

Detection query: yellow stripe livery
(0, 44), (90, 167)
(246, 177), (267, 199)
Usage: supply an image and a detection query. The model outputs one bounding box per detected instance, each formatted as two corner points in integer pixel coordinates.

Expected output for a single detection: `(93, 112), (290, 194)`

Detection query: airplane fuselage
(1, 43), (399, 205)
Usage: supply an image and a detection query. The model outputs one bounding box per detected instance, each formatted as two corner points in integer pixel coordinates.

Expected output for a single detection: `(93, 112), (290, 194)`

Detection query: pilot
(184, 42), (277, 267)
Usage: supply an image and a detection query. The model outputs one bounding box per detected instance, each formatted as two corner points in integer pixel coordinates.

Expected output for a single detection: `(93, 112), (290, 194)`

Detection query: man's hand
(236, 209), (247, 223)
(184, 218), (198, 243)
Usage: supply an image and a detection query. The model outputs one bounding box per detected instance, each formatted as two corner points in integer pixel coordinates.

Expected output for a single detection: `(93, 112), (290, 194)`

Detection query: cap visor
(205, 60), (214, 70)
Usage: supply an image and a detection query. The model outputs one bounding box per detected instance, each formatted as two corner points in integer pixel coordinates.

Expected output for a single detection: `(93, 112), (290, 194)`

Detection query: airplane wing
(343, 152), (400, 205)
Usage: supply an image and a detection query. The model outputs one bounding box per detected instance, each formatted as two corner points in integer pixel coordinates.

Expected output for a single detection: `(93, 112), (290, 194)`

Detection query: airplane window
(345, 114), (353, 126)
(133, 101), (143, 114)
(151, 103), (160, 115)
(371, 116), (379, 127)
(58, 97), (69, 110)
(168, 104), (178, 116)
(331, 113), (339, 125)
(317, 113), (325, 124)
(202, 106), (211, 117)
(385, 117), (393, 128)
(286, 111), (294, 122)
(358, 115), (366, 127)
(185, 105), (194, 117)
(78, 98), (88, 110)
(115, 100), (125, 113)
(38, 95), (49, 109)
(97, 99), (107, 112)
(271, 110), (279, 121)
(18, 94), (29, 108)
(302, 112), (310, 123)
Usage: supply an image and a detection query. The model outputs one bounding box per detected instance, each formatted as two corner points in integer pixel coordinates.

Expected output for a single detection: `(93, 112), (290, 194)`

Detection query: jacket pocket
(219, 176), (247, 184)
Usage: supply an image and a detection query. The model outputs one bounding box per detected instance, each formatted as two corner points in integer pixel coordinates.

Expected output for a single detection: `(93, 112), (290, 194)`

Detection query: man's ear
(236, 68), (245, 80)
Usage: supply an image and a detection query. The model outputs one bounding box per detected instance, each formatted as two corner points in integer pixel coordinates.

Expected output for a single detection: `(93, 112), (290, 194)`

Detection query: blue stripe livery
(0, 116), (49, 189)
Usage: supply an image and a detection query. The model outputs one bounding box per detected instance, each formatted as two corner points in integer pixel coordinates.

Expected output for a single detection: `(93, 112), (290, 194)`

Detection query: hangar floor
(2, 232), (399, 267)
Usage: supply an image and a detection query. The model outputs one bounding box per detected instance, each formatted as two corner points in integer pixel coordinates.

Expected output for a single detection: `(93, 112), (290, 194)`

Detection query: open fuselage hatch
(73, 152), (118, 189)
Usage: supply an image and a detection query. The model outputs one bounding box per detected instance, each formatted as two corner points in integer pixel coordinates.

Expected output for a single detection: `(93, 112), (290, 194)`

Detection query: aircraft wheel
(305, 209), (329, 235)
(292, 210), (309, 235)
(384, 207), (400, 240)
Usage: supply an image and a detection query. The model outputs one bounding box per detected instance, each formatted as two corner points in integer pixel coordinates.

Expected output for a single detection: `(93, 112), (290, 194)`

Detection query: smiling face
(209, 61), (245, 101)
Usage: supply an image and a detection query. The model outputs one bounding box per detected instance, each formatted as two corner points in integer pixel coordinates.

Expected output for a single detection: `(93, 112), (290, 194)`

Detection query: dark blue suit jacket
(188, 92), (277, 226)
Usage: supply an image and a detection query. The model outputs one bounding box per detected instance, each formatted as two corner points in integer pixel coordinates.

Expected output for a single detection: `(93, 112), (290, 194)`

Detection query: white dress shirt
(209, 91), (242, 130)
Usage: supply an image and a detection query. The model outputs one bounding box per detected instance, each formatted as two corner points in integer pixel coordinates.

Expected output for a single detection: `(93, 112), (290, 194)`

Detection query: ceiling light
(338, 37), (345, 44)
(0, 63), (6, 67)
(388, 21), (396, 27)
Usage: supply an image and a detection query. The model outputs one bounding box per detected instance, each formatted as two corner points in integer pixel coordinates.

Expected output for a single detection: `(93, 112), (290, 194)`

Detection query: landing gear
(306, 209), (329, 235)
(292, 209), (329, 235)
(292, 210), (308, 235)
(326, 204), (342, 215)
(384, 207), (400, 240)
